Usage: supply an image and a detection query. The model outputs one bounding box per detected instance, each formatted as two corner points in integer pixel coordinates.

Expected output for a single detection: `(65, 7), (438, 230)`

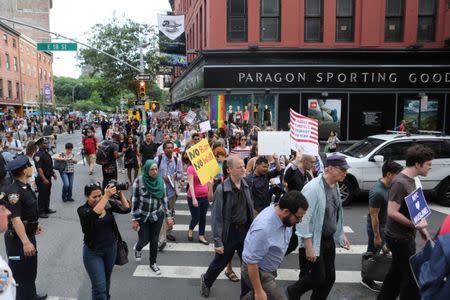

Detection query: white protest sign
(290, 109), (319, 155)
(258, 131), (291, 156)
(199, 120), (212, 133)
(185, 110), (196, 124)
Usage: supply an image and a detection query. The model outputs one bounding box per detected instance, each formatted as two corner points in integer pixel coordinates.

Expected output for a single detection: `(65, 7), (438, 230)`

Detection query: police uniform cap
(7, 155), (30, 172)
(35, 137), (48, 145)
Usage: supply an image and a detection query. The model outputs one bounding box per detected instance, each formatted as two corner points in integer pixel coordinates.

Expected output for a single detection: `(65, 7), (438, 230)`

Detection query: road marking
(140, 242), (367, 254)
(176, 210), (211, 216)
(133, 265), (362, 282)
(168, 222), (354, 234)
(47, 297), (77, 300)
(429, 204), (450, 215)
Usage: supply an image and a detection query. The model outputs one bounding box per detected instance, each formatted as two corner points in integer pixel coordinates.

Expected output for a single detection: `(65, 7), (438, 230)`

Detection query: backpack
(156, 154), (178, 170)
(96, 141), (113, 165)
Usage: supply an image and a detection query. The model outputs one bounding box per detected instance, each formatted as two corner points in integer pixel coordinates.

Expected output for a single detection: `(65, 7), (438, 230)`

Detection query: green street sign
(37, 42), (77, 51)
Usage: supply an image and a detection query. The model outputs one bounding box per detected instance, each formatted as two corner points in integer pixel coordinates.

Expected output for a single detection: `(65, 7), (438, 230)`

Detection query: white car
(335, 133), (450, 206)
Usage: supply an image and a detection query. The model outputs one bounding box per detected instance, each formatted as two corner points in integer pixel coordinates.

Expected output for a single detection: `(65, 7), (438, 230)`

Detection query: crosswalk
(128, 192), (366, 290)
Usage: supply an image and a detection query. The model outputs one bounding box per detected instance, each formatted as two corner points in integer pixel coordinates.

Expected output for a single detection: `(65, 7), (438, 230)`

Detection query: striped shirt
(230, 146), (251, 160)
(131, 175), (171, 223)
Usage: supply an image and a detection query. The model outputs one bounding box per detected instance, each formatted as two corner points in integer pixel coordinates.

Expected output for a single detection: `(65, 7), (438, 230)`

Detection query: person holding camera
(77, 183), (131, 300)
(131, 159), (174, 275)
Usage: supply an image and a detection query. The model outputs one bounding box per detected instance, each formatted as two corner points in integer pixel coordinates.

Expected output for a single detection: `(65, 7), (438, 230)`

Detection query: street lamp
(138, 41), (152, 74)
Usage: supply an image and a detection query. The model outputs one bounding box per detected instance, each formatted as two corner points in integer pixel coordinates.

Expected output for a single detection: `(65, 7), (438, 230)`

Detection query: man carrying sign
(378, 145), (433, 300)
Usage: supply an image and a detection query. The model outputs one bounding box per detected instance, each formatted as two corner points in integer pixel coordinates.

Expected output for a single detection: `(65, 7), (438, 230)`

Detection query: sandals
(225, 270), (240, 282)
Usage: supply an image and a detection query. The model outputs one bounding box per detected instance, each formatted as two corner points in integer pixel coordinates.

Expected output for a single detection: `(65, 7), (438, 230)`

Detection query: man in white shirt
(4, 132), (23, 157)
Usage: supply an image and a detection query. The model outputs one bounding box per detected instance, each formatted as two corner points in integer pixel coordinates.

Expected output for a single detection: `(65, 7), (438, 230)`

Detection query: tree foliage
(77, 17), (161, 100)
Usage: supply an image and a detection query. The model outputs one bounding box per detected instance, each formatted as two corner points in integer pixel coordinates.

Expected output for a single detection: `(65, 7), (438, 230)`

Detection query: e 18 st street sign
(37, 42), (77, 51)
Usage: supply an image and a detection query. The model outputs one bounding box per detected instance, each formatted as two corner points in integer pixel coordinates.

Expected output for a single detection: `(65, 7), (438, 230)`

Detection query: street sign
(135, 99), (145, 106)
(135, 74), (151, 81)
(37, 42), (77, 51)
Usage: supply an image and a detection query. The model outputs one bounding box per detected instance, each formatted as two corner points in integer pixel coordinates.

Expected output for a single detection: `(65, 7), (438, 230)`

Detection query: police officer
(34, 138), (56, 218)
(0, 193), (16, 299)
(4, 155), (47, 300)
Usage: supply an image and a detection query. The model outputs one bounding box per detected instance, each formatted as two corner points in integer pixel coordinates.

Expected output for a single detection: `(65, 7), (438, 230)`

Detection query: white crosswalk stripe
(133, 265), (361, 283)
(141, 242), (368, 254)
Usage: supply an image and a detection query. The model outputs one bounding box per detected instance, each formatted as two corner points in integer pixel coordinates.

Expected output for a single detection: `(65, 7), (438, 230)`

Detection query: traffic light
(138, 80), (146, 99)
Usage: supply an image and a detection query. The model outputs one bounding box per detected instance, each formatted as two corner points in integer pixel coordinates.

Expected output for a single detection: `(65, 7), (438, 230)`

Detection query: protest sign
(199, 120), (212, 133)
(290, 109), (319, 155)
(185, 110), (196, 124)
(405, 187), (431, 226)
(186, 139), (221, 185)
(258, 131), (291, 156)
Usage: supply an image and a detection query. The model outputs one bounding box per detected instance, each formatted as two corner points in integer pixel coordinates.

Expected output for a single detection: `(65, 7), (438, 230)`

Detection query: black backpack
(96, 141), (113, 165)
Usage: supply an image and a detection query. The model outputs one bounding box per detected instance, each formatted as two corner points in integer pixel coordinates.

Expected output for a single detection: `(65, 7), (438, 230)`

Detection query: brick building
(0, 0), (52, 42)
(0, 21), (53, 116)
(169, 0), (450, 139)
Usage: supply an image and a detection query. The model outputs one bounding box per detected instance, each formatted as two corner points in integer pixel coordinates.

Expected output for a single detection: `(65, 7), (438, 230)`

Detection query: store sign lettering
(205, 66), (450, 89)
(237, 72), (450, 85)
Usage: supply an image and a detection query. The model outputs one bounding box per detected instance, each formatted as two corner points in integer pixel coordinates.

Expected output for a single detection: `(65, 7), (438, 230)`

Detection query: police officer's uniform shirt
(0, 254), (16, 299)
(34, 149), (53, 178)
(7, 181), (39, 221)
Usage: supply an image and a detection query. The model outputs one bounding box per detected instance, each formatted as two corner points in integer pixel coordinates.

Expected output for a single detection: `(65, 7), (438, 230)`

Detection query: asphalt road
(1, 129), (449, 300)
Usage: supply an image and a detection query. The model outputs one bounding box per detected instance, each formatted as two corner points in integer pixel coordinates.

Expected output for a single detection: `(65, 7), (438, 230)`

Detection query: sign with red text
(290, 109), (319, 155)
(186, 139), (221, 185)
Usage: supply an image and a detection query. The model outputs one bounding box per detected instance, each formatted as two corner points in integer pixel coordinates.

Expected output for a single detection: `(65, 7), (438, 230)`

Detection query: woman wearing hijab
(131, 160), (174, 275)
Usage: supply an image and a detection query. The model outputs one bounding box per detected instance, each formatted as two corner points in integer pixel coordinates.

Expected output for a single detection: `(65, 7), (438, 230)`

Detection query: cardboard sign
(186, 139), (220, 185)
(405, 187), (431, 225)
(199, 120), (212, 133)
(185, 110), (196, 124)
(258, 131), (291, 156)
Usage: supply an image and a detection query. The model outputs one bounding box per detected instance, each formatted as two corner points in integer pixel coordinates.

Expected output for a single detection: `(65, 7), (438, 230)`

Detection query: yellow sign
(187, 139), (221, 185)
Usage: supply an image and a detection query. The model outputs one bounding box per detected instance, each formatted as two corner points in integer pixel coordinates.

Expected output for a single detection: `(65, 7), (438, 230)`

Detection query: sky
(50, 0), (171, 78)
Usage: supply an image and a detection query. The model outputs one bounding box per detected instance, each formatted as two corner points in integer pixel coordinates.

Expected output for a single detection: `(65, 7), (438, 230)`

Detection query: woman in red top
(82, 130), (97, 175)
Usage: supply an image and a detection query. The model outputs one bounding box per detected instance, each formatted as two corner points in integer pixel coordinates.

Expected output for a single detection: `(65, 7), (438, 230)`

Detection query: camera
(108, 180), (129, 191)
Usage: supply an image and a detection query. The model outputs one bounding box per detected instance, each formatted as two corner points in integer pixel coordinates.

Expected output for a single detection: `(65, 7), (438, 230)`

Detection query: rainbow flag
(209, 95), (225, 128)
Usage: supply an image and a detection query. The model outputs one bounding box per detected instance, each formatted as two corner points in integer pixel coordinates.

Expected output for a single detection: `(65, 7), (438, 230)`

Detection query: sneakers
(360, 279), (382, 292)
(166, 234), (176, 242)
(150, 263), (161, 275)
(200, 273), (210, 298)
(133, 243), (142, 262)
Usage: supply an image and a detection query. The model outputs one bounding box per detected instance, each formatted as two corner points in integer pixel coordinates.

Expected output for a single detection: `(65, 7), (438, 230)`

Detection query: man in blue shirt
(241, 191), (309, 300)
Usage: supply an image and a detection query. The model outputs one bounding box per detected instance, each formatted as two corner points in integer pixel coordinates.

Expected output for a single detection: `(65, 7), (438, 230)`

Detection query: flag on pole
(290, 109), (319, 155)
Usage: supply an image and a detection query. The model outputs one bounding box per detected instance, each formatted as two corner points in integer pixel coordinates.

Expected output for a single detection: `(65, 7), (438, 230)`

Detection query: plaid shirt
(131, 175), (171, 223)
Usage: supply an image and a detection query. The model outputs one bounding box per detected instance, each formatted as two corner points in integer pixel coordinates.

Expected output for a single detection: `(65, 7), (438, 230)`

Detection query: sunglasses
(194, 137), (201, 141)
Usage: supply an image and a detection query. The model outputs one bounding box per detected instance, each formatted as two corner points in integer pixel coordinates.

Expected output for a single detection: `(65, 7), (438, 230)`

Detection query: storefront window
(224, 94), (275, 129)
(402, 96), (439, 132)
(307, 98), (342, 140)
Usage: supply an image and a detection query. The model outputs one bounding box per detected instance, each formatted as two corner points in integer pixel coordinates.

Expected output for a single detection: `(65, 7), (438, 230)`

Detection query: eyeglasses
(291, 212), (303, 222)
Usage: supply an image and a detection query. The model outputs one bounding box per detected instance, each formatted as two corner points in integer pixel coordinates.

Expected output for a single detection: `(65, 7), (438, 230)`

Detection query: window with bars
(305, 0), (323, 42)
(417, 0), (436, 42)
(15, 82), (19, 99)
(385, 0), (404, 42)
(227, 0), (247, 42)
(260, 0), (281, 41)
(336, 0), (354, 42)
(0, 79), (3, 98)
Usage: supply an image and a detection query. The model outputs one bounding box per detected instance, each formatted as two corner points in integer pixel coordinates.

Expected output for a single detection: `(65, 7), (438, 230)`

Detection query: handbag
(361, 251), (392, 282)
(114, 221), (129, 266)
(53, 157), (67, 172)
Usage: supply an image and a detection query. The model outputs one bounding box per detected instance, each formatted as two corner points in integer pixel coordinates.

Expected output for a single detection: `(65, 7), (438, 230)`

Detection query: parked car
(334, 133), (450, 206)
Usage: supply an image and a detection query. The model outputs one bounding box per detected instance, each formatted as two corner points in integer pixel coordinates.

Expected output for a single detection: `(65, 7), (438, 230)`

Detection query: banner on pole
(157, 14), (186, 55)
(290, 109), (319, 155)
(186, 139), (221, 185)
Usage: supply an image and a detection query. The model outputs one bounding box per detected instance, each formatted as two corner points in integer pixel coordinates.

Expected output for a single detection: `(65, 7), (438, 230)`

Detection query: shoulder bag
(114, 218), (129, 266)
(53, 154), (67, 172)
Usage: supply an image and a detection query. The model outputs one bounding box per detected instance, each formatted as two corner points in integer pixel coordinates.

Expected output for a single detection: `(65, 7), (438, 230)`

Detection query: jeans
(187, 196), (209, 236)
(60, 172), (74, 200)
(135, 214), (164, 265)
(377, 236), (420, 300)
(204, 224), (248, 289)
(83, 243), (117, 300)
(287, 236), (336, 300)
(366, 220), (385, 253)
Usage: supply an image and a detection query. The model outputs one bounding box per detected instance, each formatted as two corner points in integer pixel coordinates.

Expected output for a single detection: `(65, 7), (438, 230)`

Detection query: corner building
(170, 0), (450, 140)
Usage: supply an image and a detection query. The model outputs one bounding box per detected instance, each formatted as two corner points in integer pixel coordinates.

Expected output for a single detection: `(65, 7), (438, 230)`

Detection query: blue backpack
(410, 233), (450, 300)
